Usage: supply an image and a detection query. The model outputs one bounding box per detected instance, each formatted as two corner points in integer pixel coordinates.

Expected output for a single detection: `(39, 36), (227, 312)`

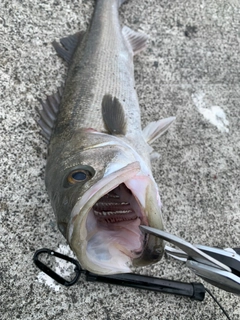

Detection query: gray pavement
(1, 0), (240, 319)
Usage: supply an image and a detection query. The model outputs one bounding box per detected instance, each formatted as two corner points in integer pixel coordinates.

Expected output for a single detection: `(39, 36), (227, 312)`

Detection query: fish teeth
(104, 193), (120, 199)
(93, 209), (133, 216)
(94, 201), (129, 208)
(105, 216), (138, 223)
(93, 186), (138, 223)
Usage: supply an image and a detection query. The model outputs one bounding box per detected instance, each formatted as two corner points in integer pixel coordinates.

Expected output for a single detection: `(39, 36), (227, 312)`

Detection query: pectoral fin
(122, 26), (148, 55)
(102, 94), (126, 135)
(143, 117), (175, 145)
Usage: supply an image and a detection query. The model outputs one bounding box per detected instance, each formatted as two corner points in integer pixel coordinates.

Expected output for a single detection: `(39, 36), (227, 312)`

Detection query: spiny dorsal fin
(36, 87), (63, 142)
(143, 117), (176, 144)
(102, 94), (126, 135)
(52, 31), (85, 64)
(122, 26), (148, 55)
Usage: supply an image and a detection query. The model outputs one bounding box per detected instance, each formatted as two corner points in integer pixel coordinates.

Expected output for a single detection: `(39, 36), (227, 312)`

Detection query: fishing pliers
(140, 226), (240, 295)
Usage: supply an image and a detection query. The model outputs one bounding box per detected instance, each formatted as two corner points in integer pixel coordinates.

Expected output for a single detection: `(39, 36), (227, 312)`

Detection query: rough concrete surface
(1, 0), (240, 319)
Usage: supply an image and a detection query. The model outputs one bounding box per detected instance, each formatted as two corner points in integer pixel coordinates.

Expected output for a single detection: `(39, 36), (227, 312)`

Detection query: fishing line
(205, 288), (231, 320)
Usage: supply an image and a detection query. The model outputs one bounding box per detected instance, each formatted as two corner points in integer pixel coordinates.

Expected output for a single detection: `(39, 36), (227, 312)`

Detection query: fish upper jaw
(68, 161), (164, 275)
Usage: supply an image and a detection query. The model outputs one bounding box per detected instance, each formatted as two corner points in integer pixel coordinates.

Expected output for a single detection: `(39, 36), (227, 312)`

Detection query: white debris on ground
(192, 91), (229, 133)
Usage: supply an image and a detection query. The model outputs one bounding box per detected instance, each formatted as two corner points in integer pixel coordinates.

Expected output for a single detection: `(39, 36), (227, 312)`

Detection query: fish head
(46, 130), (164, 274)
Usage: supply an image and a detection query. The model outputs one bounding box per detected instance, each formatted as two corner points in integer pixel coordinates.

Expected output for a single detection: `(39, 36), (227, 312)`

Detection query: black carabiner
(33, 248), (81, 286)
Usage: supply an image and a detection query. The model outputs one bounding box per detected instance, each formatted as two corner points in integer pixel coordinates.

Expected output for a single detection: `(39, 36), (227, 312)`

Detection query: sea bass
(37, 0), (174, 274)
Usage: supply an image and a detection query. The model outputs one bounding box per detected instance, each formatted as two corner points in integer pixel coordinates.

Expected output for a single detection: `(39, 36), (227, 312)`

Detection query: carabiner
(33, 248), (81, 286)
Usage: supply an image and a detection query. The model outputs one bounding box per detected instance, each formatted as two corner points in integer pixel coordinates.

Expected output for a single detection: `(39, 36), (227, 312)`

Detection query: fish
(37, 0), (175, 274)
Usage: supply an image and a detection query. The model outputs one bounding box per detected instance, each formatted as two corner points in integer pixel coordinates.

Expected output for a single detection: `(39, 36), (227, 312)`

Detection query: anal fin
(122, 26), (148, 55)
(52, 31), (85, 64)
(36, 87), (63, 142)
(102, 94), (126, 135)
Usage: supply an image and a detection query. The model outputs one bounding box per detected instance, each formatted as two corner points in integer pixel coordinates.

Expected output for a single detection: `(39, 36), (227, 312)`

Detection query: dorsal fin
(52, 31), (85, 64)
(102, 94), (126, 135)
(143, 117), (176, 144)
(36, 87), (63, 142)
(122, 26), (148, 55)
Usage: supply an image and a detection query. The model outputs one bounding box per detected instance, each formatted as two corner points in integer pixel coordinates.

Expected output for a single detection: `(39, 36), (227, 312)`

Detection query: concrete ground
(1, 0), (240, 319)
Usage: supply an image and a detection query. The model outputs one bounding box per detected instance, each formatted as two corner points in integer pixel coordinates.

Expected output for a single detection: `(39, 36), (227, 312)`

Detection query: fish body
(38, 0), (174, 274)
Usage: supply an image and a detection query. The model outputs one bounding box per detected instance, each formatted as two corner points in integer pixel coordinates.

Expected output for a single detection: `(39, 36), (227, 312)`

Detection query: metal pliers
(140, 226), (240, 295)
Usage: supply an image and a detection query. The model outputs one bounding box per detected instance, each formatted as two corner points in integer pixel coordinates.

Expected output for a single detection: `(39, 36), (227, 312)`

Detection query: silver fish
(37, 0), (174, 274)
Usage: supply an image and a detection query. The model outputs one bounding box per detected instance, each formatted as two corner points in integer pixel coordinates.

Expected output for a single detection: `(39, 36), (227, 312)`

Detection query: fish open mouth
(85, 182), (147, 272)
(69, 162), (163, 274)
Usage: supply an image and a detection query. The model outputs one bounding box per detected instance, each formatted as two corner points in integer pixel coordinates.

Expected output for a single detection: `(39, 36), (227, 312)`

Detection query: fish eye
(68, 170), (89, 184)
(64, 165), (95, 187)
